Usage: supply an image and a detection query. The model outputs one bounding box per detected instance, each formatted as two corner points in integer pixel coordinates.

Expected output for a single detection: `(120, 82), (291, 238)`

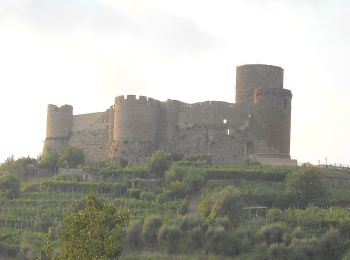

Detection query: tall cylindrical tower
(253, 88), (292, 157)
(43, 104), (73, 154)
(111, 95), (161, 163)
(236, 64), (284, 104)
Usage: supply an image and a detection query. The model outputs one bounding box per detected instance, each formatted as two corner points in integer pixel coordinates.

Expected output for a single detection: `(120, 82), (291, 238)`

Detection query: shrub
(0, 174), (20, 199)
(317, 228), (344, 260)
(58, 146), (85, 168)
(257, 222), (289, 246)
(209, 186), (245, 225)
(145, 150), (173, 177)
(157, 225), (182, 254)
(126, 219), (144, 250)
(267, 243), (290, 260)
(18, 231), (44, 260)
(286, 168), (327, 207)
(142, 215), (163, 248)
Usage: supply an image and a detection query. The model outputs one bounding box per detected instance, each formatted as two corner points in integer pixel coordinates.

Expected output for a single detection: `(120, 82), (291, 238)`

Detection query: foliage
(58, 193), (129, 259)
(37, 152), (59, 173)
(199, 186), (245, 225)
(58, 146), (85, 168)
(157, 225), (182, 254)
(54, 173), (83, 182)
(0, 174), (20, 199)
(126, 219), (144, 250)
(145, 150), (173, 177)
(0, 156), (38, 177)
(286, 168), (327, 207)
(18, 231), (44, 260)
(256, 222), (289, 246)
(142, 215), (163, 248)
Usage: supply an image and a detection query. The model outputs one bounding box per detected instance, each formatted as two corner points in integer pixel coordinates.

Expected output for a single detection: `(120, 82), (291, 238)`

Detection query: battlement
(114, 95), (161, 106)
(254, 88), (292, 99)
(187, 101), (235, 109)
(47, 104), (73, 113)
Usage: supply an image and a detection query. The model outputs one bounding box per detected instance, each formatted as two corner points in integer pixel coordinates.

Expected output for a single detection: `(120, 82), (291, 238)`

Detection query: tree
(286, 169), (327, 207)
(0, 156), (38, 177)
(37, 152), (59, 173)
(199, 186), (245, 226)
(58, 146), (85, 168)
(58, 193), (129, 259)
(145, 150), (173, 177)
(0, 173), (20, 199)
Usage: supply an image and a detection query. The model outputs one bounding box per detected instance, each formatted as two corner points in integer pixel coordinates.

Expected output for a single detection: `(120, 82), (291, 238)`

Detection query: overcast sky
(0, 0), (349, 165)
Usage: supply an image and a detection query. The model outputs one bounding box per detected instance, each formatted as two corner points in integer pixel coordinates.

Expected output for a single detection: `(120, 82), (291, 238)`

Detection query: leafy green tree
(37, 152), (59, 173)
(286, 169), (327, 207)
(59, 146), (85, 168)
(199, 186), (245, 225)
(0, 156), (38, 177)
(145, 150), (173, 177)
(0, 173), (20, 199)
(58, 193), (129, 259)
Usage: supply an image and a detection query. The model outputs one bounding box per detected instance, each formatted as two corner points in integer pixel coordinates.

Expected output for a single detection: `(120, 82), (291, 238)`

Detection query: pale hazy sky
(0, 0), (349, 165)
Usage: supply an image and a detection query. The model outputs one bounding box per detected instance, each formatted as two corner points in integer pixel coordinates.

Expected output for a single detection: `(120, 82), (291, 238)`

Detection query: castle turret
(253, 88), (292, 158)
(235, 64), (292, 159)
(236, 64), (284, 104)
(43, 104), (73, 155)
(110, 95), (161, 164)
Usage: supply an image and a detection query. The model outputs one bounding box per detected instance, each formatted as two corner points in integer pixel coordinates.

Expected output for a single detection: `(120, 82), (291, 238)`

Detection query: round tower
(111, 95), (161, 163)
(236, 64), (284, 104)
(43, 104), (73, 155)
(253, 88), (292, 157)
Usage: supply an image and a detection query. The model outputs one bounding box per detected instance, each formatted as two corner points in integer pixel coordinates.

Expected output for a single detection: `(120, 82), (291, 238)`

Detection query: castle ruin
(43, 64), (296, 166)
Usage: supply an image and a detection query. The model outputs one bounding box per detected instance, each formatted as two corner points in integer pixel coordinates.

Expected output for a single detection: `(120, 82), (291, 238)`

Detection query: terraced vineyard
(2, 154), (350, 259)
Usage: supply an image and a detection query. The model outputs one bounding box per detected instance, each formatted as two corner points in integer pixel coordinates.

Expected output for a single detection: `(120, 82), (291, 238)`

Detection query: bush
(267, 243), (290, 260)
(18, 231), (44, 260)
(257, 222), (289, 246)
(0, 174), (20, 199)
(317, 228), (344, 260)
(209, 186), (245, 225)
(142, 215), (163, 248)
(204, 227), (239, 256)
(145, 150), (173, 177)
(126, 219), (144, 250)
(58, 146), (85, 168)
(286, 168), (327, 207)
(157, 225), (182, 254)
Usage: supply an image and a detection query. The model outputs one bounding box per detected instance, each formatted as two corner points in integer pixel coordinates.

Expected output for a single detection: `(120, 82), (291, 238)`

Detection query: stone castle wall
(43, 64), (295, 165)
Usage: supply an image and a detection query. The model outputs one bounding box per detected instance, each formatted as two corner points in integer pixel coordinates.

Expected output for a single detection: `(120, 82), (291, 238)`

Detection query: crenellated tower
(110, 95), (161, 164)
(43, 104), (73, 155)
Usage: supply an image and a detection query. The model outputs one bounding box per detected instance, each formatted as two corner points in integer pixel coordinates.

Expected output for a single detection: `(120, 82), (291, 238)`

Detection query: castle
(43, 64), (296, 166)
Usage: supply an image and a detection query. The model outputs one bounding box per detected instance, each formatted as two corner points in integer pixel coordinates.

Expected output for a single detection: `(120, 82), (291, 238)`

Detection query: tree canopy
(58, 193), (129, 259)
(58, 146), (85, 168)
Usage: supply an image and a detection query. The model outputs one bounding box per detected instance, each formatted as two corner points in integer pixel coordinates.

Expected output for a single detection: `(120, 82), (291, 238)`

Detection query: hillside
(1, 153), (350, 259)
